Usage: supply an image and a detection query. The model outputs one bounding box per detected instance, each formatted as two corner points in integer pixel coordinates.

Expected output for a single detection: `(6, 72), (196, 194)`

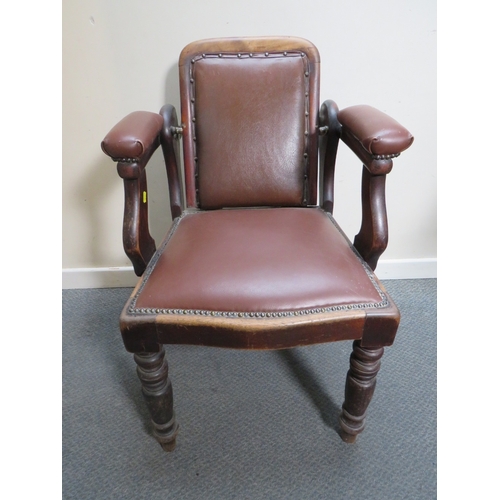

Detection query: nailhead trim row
(115, 158), (139, 163)
(372, 153), (400, 160)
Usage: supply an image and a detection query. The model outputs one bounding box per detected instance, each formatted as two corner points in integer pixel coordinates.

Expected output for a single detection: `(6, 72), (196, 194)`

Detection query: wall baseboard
(62, 258), (436, 290)
(62, 267), (139, 289)
(374, 258), (437, 280)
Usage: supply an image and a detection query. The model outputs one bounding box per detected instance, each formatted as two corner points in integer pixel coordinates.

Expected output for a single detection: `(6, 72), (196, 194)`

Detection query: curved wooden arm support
(319, 100), (342, 214)
(102, 111), (165, 276)
(353, 168), (389, 271)
(159, 104), (184, 219)
(119, 164), (157, 276)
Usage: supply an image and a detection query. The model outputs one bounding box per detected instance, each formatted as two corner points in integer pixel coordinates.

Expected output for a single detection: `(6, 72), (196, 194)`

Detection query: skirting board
(62, 258), (437, 290)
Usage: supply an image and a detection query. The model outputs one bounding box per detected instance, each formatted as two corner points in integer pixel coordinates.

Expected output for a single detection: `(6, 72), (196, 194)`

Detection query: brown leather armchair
(101, 37), (413, 452)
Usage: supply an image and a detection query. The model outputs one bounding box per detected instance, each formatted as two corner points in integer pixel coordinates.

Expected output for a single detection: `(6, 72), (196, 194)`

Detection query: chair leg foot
(152, 414), (178, 452)
(160, 439), (177, 453)
(339, 340), (384, 443)
(134, 346), (179, 452)
(339, 430), (357, 443)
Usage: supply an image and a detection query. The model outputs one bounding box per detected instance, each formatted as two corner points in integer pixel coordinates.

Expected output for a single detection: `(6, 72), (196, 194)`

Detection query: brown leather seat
(122, 207), (399, 350)
(102, 36), (413, 452)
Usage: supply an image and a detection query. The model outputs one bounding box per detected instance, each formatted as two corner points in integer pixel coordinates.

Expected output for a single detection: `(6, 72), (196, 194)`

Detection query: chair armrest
(336, 105), (414, 270)
(101, 111), (164, 276)
(338, 105), (414, 174)
(101, 111), (163, 164)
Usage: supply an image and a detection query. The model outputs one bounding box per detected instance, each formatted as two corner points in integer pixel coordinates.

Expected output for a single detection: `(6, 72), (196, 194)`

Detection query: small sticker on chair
(143, 191), (147, 203)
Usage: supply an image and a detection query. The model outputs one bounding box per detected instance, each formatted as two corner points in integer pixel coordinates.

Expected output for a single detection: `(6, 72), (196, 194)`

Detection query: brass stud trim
(114, 157), (139, 163)
(372, 153), (400, 160)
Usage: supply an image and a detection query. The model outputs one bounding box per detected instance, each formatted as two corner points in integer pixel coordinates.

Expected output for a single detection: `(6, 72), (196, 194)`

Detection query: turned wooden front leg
(340, 340), (384, 443)
(134, 346), (179, 452)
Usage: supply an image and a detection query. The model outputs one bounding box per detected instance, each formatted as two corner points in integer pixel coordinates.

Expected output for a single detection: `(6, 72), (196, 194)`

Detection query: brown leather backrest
(179, 37), (320, 209)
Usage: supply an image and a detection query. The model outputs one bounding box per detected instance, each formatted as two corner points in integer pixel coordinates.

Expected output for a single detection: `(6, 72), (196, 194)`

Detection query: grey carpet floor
(62, 279), (436, 500)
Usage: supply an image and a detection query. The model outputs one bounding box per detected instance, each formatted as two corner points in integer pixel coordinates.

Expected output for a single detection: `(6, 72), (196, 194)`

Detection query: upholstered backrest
(179, 37), (320, 209)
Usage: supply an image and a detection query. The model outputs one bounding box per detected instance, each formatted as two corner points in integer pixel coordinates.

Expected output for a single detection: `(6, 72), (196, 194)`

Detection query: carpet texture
(63, 279), (436, 499)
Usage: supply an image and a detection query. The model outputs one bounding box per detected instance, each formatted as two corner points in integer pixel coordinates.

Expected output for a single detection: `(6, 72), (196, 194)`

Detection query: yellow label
(143, 191), (147, 203)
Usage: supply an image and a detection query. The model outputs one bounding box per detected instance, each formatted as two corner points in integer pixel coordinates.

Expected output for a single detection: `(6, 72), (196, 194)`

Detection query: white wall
(62, 0), (436, 287)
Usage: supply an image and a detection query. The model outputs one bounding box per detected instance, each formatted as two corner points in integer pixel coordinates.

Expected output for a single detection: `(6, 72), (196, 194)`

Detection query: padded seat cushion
(131, 207), (386, 315)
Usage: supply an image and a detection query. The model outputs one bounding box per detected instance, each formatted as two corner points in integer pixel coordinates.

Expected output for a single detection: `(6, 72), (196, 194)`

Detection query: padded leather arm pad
(101, 111), (164, 161)
(338, 105), (413, 157)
